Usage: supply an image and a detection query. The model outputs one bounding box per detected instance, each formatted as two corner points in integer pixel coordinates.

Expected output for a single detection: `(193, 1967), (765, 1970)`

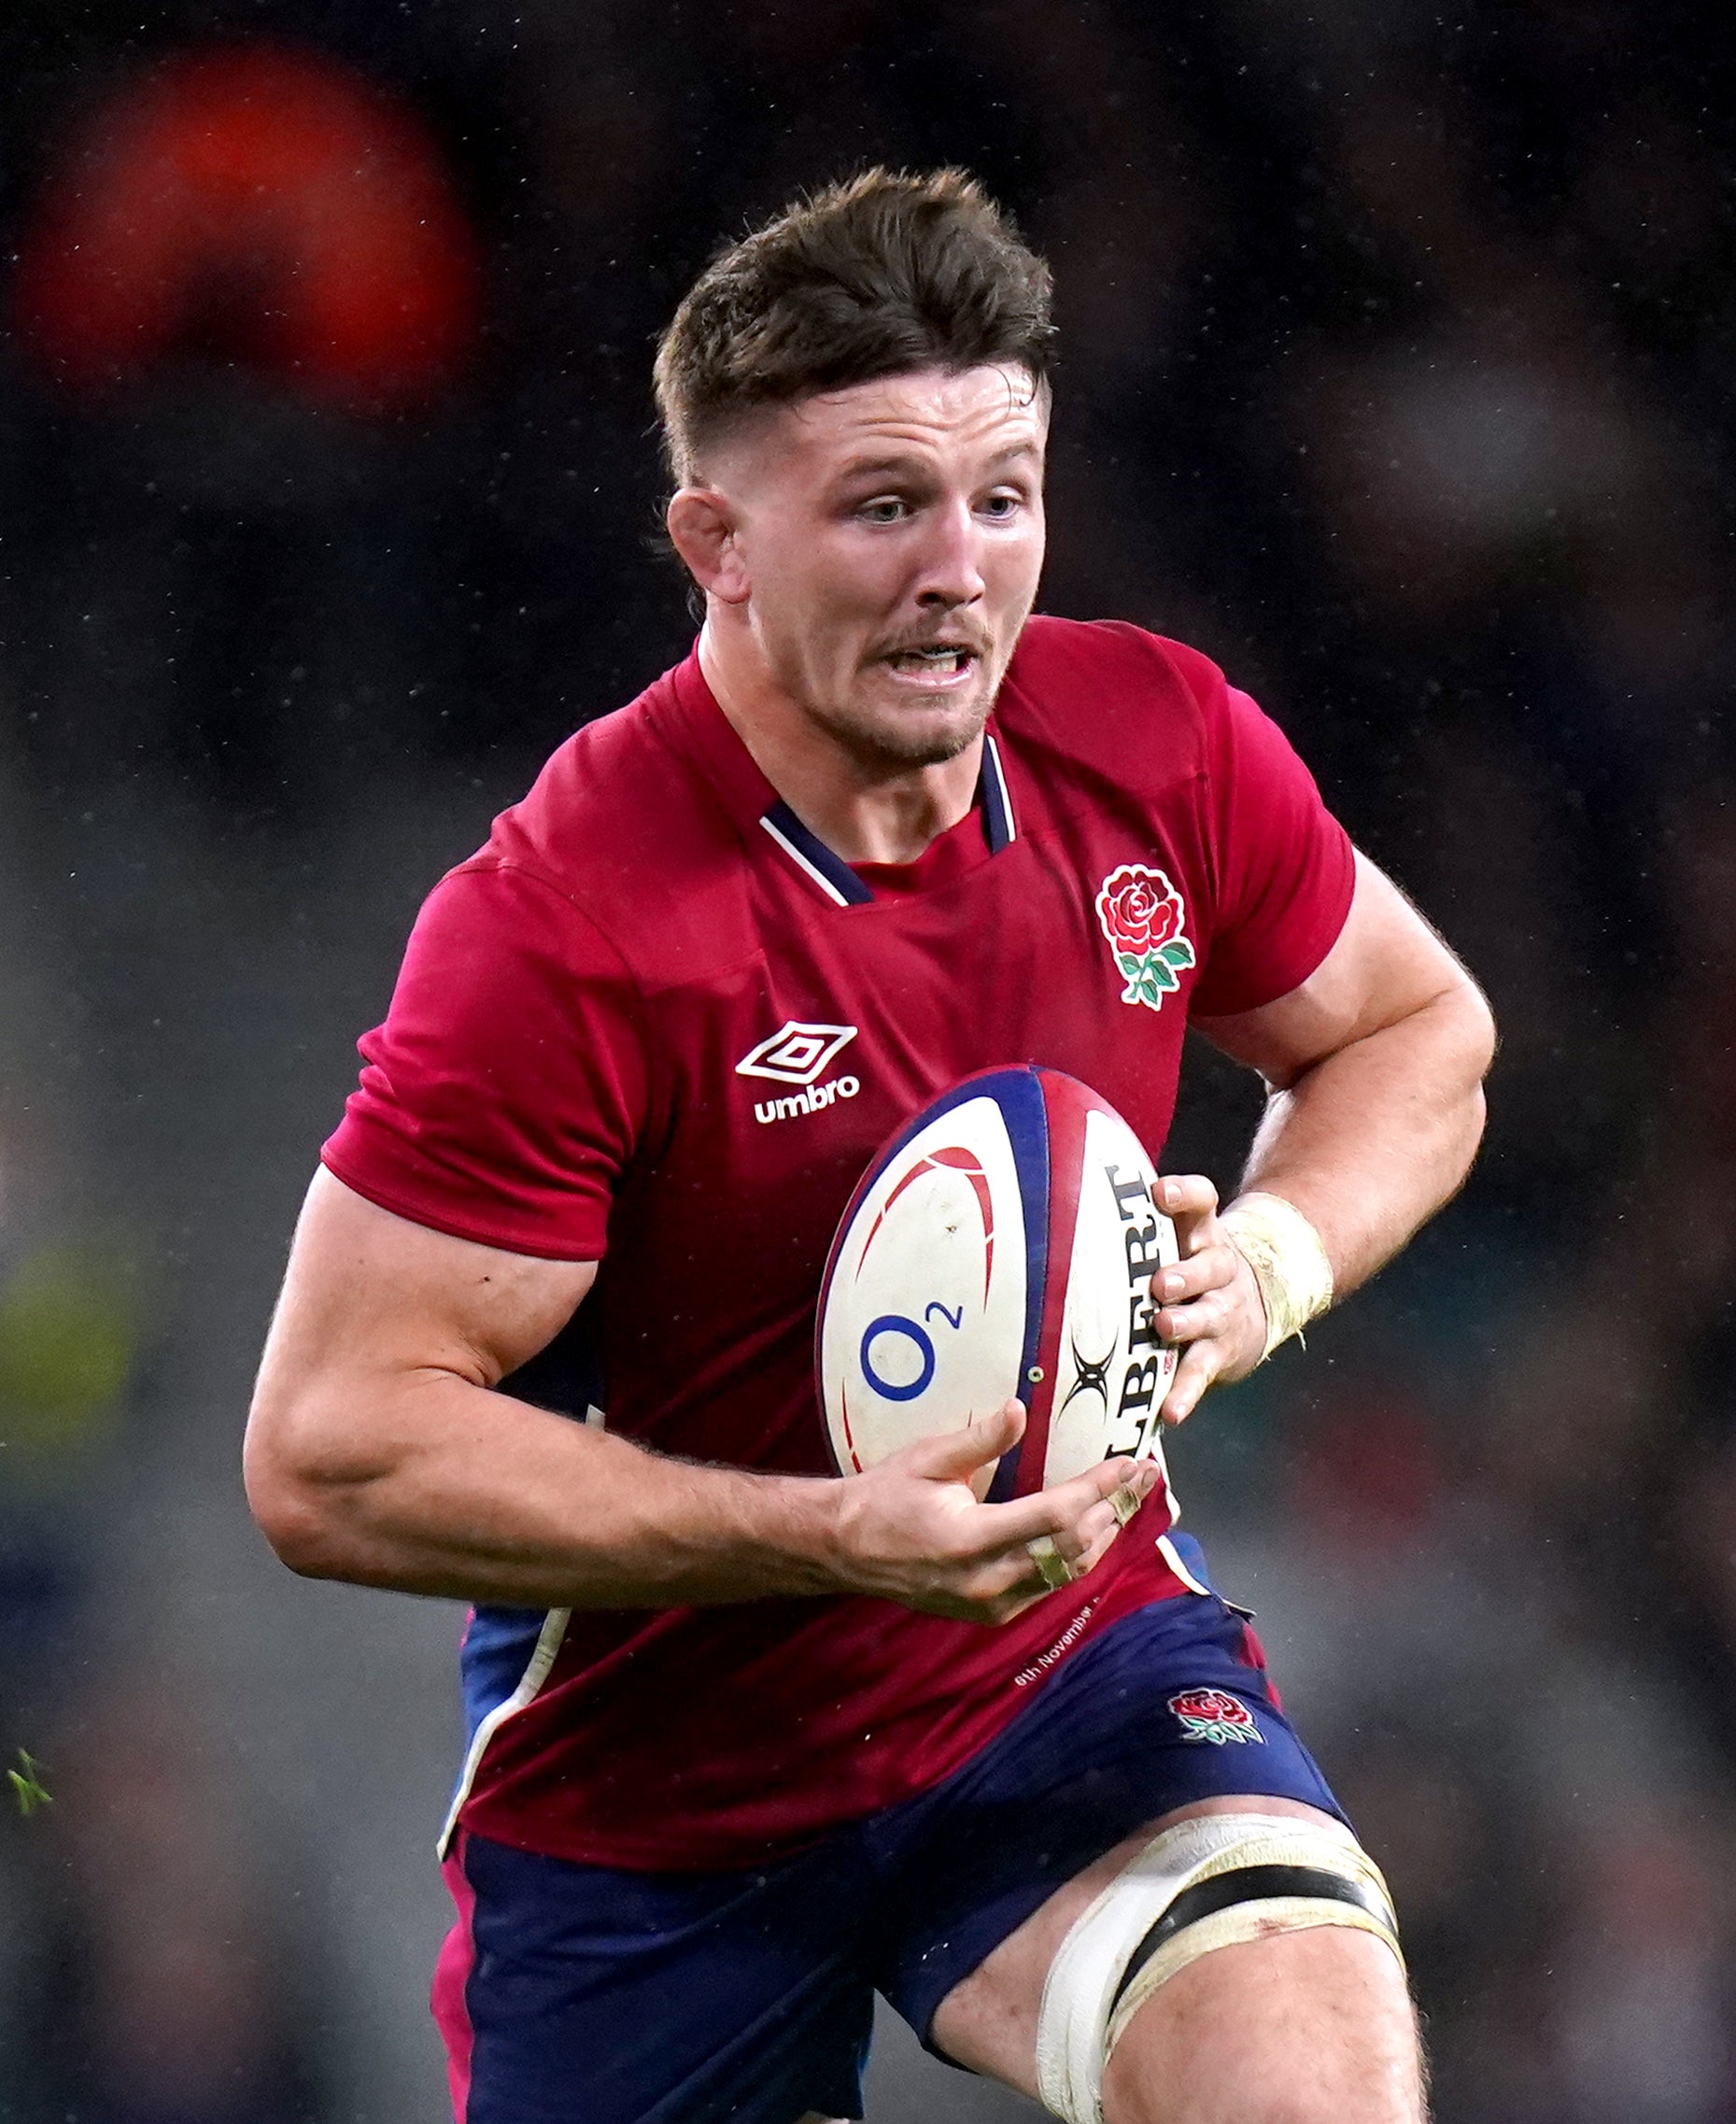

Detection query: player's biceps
(445, 1250), (601, 1382)
(295, 1168), (596, 1381)
(261, 1247), (487, 1440)
(250, 1259), (474, 1510)
(1197, 855), (1465, 1079)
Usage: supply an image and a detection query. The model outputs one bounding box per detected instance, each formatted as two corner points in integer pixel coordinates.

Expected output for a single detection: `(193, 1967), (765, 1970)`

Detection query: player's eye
(855, 496), (910, 525)
(980, 490), (1023, 520)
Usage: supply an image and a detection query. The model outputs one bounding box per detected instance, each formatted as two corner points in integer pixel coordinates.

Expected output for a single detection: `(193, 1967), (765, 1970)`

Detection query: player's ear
(667, 487), (750, 604)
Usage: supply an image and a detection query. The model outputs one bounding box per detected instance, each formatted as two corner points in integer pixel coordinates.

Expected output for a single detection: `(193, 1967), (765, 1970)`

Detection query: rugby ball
(816, 1067), (1179, 1499)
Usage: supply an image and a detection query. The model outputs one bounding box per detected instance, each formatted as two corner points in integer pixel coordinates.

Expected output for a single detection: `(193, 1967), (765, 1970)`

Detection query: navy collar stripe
(981, 732), (1016, 853)
(760, 805), (874, 906)
(759, 732), (1018, 904)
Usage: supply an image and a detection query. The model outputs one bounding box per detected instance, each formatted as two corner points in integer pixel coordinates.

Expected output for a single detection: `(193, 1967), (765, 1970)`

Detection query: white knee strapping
(1033, 1812), (1402, 2124)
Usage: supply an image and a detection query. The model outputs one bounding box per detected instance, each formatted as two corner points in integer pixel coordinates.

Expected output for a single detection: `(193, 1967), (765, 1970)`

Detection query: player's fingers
(1017, 1459), (1150, 1551)
(1070, 1513), (1124, 1579)
(1005, 1494), (1136, 1605)
(991, 1465), (1165, 1605)
(1052, 1453), (1162, 1536)
(902, 1399), (1024, 1484)
(988, 1527), (1102, 1602)
(1150, 1241), (1237, 1307)
(1158, 1174), (1219, 1217)
(1157, 1173), (1220, 1253)
(969, 1453), (1160, 1557)
(1154, 1283), (1238, 1347)
(1053, 1491), (1136, 1565)
(954, 1544), (1056, 1617)
(1159, 1338), (1221, 1426)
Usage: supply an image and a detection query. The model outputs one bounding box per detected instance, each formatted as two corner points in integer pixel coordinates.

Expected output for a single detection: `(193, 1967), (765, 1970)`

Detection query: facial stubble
(808, 689), (991, 772)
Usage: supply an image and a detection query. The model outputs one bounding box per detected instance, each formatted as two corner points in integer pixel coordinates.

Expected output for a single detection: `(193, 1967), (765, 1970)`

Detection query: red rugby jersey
(322, 616), (1354, 1869)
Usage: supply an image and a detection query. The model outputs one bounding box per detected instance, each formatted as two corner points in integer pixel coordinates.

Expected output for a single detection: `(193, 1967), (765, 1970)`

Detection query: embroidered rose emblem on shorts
(1095, 863), (1196, 1012)
(1168, 1688), (1264, 1745)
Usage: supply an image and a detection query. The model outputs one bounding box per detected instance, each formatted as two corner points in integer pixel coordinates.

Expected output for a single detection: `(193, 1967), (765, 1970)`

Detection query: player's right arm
(244, 1167), (1154, 1624)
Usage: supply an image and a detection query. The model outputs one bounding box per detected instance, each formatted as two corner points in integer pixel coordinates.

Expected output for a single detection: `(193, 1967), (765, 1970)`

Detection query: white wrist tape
(1219, 1191), (1334, 1360)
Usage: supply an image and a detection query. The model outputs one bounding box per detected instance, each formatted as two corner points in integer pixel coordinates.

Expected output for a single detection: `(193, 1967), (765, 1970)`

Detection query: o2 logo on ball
(819, 1102), (1027, 1493)
(857, 1301), (964, 1402)
(817, 1069), (1180, 1504)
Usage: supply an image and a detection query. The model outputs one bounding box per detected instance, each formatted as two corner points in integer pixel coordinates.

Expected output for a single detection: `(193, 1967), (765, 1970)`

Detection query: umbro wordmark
(753, 1075), (860, 1125)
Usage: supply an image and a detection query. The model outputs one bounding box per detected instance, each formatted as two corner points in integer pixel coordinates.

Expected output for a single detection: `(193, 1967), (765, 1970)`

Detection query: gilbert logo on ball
(1096, 864), (1195, 1012)
(1168, 1688), (1264, 1745)
(816, 1067), (1179, 1502)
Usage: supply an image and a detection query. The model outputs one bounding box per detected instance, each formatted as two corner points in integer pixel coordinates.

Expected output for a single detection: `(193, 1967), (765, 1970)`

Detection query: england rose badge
(1095, 864), (1195, 1012)
(1168, 1688), (1263, 1745)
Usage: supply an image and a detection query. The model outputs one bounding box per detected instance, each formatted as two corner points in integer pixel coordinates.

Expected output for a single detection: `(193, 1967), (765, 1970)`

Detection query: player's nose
(912, 497), (986, 609)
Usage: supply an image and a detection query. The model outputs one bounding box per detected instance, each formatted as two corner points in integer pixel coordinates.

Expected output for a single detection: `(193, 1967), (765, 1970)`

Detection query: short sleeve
(1187, 685), (1356, 1018)
(320, 859), (648, 1260)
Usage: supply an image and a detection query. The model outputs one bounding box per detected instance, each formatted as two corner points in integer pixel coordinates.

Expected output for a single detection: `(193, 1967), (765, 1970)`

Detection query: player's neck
(699, 624), (982, 866)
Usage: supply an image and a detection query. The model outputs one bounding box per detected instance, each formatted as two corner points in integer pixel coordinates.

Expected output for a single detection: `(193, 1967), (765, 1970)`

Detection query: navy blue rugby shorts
(432, 1536), (1346, 2124)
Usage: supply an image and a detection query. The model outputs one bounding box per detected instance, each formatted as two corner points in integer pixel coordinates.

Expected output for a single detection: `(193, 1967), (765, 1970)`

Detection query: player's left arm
(1153, 849), (1495, 1423)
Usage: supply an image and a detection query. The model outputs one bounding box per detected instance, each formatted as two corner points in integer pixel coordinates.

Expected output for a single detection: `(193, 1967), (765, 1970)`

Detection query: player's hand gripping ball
(816, 1068), (1179, 1501)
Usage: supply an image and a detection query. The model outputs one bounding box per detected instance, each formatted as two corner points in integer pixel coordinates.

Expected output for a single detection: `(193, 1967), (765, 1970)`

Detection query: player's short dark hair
(653, 167), (1055, 485)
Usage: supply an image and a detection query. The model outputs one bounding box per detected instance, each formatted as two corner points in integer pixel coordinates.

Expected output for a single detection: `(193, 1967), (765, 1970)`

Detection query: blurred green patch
(7, 1749), (51, 1817)
(0, 1242), (141, 1466)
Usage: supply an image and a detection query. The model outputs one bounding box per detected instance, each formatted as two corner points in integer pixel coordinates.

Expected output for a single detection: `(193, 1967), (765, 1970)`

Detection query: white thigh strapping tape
(1033, 1812), (1398, 2124)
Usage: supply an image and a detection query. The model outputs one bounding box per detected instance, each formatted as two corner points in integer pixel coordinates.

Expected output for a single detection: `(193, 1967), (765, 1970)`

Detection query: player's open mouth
(882, 645), (977, 687)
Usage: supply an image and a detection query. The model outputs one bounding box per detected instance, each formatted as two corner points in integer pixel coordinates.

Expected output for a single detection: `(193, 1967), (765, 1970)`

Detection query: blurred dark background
(1, 3), (1732, 2118)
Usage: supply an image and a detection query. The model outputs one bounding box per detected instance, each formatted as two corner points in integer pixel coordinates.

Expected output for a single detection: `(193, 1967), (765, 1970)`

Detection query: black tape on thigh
(1108, 1863), (1392, 2014)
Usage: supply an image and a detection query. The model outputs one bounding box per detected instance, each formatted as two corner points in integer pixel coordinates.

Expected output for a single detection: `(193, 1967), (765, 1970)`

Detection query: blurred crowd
(1, 3), (1732, 2119)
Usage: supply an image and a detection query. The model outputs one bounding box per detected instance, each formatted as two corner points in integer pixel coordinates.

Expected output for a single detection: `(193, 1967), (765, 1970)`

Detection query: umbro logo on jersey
(736, 1022), (861, 1126)
(735, 1022), (858, 1086)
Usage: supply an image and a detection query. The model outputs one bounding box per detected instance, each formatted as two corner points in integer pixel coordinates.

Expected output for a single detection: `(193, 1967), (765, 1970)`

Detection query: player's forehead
(743, 362), (1048, 486)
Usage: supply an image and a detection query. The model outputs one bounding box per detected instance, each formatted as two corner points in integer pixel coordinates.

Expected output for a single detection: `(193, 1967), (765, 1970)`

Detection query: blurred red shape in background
(12, 43), (482, 415)
(1285, 1383), (1443, 1553)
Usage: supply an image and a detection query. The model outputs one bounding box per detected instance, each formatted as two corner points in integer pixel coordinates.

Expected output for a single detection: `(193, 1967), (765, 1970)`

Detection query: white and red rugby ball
(816, 1067), (1179, 1499)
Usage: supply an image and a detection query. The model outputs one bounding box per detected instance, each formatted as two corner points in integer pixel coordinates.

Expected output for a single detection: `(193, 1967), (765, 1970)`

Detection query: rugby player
(245, 169), (1494, 2124)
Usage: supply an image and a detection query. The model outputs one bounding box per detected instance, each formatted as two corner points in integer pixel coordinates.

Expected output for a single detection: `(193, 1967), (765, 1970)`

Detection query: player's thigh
(1101, 1916), (1418, 2124)
(876, 1571), (1340, 2046)
(436, 1829), (873, 2124)
(930, 1796), (1421, 2124)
